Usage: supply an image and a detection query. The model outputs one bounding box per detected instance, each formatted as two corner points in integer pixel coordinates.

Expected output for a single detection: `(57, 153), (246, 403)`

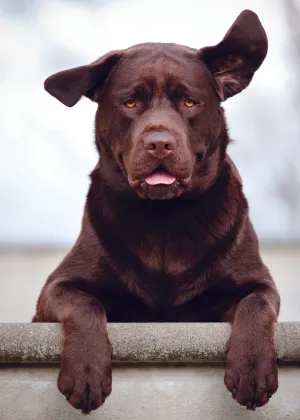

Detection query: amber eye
(185, 98), (195, 107)
(124, 99), (136, 108)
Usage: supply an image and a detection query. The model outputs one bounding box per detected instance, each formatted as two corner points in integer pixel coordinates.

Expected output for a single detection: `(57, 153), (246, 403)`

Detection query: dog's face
(96, 45), (224, 200)
(44, 10), (268, 200)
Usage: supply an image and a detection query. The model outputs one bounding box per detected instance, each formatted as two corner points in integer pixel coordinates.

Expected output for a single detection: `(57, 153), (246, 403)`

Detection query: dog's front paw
(224, 335), (278, 410)
(58, 334), (112, 414)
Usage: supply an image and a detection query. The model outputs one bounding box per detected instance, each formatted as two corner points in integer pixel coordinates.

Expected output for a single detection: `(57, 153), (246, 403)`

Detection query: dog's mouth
(128, 166), (191, 188)
(144, 167), (176, 186)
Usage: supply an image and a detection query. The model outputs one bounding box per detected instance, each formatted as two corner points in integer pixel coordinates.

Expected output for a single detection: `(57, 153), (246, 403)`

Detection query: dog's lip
(128, 168), (192, 188)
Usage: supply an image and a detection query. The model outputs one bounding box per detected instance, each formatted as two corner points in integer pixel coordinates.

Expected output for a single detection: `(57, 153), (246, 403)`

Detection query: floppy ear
(44, 50), (123, 107)
(199, 10), (268, 101)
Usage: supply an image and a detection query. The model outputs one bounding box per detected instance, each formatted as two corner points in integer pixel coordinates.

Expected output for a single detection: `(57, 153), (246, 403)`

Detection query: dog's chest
(128, 220), (206, 275)
(128, 205), (217, 276)
(100, 198), (228, 309)
(138, 240), (200, 279)
(119, 222), (218, 309)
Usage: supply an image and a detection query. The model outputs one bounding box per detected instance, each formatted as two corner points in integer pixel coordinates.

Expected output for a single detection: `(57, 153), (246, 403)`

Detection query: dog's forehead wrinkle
(112, 58), (208, 98)
(118, 45), (200, 76)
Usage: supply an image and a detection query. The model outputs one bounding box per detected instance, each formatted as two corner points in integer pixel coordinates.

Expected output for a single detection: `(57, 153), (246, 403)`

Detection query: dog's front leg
(224, 286), (280, 410)
(34, 279), (112, 414)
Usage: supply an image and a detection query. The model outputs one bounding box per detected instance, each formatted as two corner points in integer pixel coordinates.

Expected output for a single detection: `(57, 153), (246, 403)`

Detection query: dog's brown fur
(34, 10), (280, 414)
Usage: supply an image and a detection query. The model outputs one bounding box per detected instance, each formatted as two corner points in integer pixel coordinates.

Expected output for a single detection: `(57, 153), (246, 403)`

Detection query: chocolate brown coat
(34, 9), (280, 414)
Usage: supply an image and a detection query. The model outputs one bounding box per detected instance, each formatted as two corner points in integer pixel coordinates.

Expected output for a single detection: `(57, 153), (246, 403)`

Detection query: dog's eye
(124, 99), (136, 108)
(184, 98), (195, 107)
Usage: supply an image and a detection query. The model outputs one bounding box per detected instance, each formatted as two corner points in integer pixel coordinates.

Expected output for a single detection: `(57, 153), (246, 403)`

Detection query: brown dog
(34, 9), (280, 414)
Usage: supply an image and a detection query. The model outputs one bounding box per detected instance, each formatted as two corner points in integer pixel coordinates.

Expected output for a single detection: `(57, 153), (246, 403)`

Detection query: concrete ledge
(1, 323), (300, 419)
(0, 322), (300, 364)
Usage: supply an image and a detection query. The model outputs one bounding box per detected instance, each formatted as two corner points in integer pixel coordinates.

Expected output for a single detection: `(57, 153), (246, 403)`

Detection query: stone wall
(0, 323), (300, 419)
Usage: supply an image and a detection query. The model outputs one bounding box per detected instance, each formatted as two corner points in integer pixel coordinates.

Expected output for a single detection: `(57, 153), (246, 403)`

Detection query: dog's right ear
(44, 50), (123, 107)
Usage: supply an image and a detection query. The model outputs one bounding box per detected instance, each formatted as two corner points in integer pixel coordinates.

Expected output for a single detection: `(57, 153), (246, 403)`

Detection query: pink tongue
(145, 171), (176, 185)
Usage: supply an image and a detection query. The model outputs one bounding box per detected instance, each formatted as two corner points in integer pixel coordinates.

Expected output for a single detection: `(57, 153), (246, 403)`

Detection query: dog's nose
(143, 131), (176, 158)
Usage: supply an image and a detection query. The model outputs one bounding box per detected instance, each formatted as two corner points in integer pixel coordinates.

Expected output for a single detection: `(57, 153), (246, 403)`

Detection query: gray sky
(1, 0), (299, 245)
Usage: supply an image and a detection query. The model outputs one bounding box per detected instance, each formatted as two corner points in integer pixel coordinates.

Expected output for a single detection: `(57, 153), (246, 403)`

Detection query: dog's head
(45, 10), (267, 200)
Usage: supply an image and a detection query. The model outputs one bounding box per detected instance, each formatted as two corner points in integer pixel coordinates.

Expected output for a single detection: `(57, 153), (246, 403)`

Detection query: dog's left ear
(44, 50), (123, 107)
(199, 10), (268, 101)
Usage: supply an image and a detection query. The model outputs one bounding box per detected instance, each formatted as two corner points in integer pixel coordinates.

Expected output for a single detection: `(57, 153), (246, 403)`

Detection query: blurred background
(0, 0), (299, 322)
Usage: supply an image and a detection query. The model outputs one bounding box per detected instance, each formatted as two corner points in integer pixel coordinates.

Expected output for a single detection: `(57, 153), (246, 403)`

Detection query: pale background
(0, 0), (299, 321)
